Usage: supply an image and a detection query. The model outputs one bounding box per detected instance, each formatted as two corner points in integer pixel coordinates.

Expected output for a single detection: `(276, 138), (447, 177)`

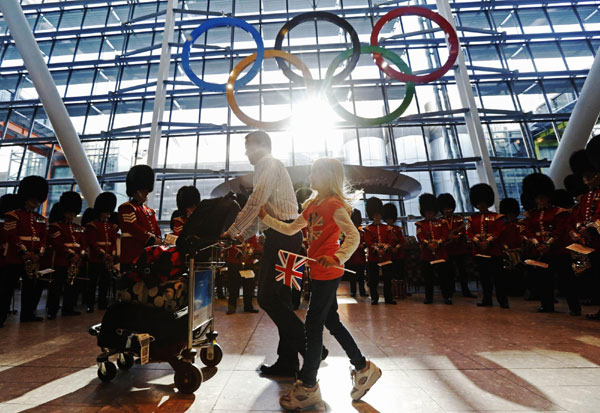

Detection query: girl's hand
(258, 206), (267, 219)
(316, 255), (337, 268)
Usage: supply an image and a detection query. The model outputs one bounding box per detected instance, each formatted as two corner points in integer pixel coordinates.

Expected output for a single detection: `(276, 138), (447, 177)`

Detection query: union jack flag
(274, 250), (307, 291)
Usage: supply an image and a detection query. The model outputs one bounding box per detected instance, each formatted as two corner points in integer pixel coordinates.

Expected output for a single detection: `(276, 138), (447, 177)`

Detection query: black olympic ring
(273, 11), (361, 88)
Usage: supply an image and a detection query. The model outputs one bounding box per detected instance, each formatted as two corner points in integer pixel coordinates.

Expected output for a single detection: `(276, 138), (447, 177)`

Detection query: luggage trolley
(88, 243), (226, 394)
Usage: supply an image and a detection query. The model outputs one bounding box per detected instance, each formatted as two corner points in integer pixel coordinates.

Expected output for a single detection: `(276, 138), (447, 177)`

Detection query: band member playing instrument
(86, 192), (118, 313)
(416, 194), (453, 305)
(1, 176), (48, 324)
(382, 203), (408, 297)
(47, 191), (87, 319)
(0, 194), (22, 327)
(437, 193), (475, 298)
(118, 165), (161, 274)
(467, 183), (508, 309)
(364, 197), (396, 305)
(345, 209), (368, 297)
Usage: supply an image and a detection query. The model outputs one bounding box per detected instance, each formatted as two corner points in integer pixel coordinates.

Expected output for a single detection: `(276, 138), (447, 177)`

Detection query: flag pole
(280, 250), (356, 274)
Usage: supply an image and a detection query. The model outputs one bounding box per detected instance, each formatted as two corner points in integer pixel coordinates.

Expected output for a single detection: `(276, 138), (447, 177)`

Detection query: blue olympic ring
(181, 17), (264, 93)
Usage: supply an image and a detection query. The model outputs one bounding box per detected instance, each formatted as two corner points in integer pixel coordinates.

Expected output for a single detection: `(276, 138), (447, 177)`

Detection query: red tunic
(3, 209), (47, 265)
(118, 201), (161, 265)
(49, 222), (87, 267)
(346, 228), (367, 265)
(172, 215), (187, 236)
(416, 218), (449, 262)
(86, 219), (119, 264)
(523, 207), (569, 256)
(226, 235), (259, 266)
(466, 212), (505, 257)
(499, 220), (523, 250)
(302, 197), (346, 280)
(440, 215), (469, 255)
(388, 224), (406, 260)
(364, 223), (394, 263)
(570, 189), (600, 250)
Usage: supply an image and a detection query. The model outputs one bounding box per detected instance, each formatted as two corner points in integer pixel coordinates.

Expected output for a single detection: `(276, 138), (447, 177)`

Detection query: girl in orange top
(259, 158), (381, 411)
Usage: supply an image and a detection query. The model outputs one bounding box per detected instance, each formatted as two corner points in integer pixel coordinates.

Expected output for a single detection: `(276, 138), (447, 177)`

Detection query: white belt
(19, 236), (40, 242)
(121, 233), (132, 238)
(64, 243), (81, 248)
(97, 242), (112, 246)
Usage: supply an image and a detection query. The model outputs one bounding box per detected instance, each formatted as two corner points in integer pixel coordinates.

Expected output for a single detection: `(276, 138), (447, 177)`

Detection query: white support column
(435, 0), (499, 209)
(549, 47), (600, 187)
(0, 0), (102, 205)
(147, 0), (177, 168)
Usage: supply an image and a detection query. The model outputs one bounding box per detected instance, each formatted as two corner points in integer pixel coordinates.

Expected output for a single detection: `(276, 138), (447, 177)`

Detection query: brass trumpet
(24, 256), (39, 279)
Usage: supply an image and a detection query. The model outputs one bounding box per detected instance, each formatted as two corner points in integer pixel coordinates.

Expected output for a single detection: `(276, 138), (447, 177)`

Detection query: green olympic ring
(324, 45), (415, 127)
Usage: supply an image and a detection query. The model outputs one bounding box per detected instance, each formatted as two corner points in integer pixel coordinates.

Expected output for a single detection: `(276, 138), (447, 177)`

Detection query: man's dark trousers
(257, 227), (304, 367)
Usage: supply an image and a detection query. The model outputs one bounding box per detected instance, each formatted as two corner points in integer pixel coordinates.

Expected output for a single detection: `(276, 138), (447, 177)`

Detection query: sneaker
(350, 360), (382, 401)
(279, 380), (322, 411)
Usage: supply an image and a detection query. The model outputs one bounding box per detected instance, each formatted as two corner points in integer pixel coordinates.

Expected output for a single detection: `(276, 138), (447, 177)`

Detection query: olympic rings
(183, 7), (459, 127)
(181, 17), (264, 93)
(370, 7), (459, 84)
(273, 11), (361, 88)
(226, 50), (313, 131)
(325, 45), (415, 127)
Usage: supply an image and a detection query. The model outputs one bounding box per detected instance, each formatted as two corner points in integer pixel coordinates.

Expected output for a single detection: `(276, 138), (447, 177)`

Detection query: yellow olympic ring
(226, 49), (313, 131)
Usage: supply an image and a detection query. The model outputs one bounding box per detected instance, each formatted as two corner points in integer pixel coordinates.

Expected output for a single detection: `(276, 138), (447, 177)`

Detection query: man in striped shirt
(223, 131), (306, 377)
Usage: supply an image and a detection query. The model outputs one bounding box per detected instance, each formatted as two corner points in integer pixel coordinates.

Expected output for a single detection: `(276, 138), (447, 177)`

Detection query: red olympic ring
(370, 6), (459, 84)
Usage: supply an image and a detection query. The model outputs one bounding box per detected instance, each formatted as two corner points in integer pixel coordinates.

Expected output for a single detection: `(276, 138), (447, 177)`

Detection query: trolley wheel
(117, 353), (134, 370)
(200, 343), (223, 367)
(174, 363), (202, 394)
(97, 361), (117, 382)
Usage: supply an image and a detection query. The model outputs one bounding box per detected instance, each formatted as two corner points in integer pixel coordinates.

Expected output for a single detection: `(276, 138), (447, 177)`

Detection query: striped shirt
(227, 154), (298, 240)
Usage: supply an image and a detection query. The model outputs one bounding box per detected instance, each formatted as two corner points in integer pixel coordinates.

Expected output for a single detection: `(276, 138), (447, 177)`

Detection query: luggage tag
(240, 270), (255, 278)
(137, 333), (152, 365)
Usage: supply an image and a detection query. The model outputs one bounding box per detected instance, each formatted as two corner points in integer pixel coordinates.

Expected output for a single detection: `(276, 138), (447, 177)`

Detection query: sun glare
(289, 96), (338, 156)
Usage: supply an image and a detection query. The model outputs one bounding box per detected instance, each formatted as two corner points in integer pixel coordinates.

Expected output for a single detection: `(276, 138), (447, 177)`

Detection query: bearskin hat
(419, 193), (438, 215)
(0, 194), (21, 215)
(18, 175), (48, 204)
(81, 208), (97, 226)
(365, 197), (383, 220)
(48, 202), (64, 224)
(552, 189), (574, 209)
(522, 173), (555, 201)
(351, 208), (362, 227)
(59, 191), (82, 215)
(569, 149), (595, 177)
(437, 193), (456, 212)
(126, 164), (154, 197)
(469, 183), (495, 208)
(382, 203), (398, 222)
(176, 186), (201, 212)
(94, 192), (117, 214)
(586, 135), (600, 171)
(499, 198), (520, 216)
(563, 174), (588, 198)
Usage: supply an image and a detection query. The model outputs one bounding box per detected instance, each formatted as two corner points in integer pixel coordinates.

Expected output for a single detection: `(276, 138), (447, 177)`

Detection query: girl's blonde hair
(302, 158), (362, 215)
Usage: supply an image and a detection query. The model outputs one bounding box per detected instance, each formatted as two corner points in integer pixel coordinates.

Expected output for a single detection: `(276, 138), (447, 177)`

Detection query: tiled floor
(1, 285), (599, 412)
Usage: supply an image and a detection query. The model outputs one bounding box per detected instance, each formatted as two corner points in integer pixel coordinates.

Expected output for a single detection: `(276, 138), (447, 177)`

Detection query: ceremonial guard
(498, 198), (524, 294)
(437, 193), (475, 298)
(345, 209), (368, 297)
(0, 194), (21, 327)
(172, 185), (201, 236)
(118, 165), (161, 274)
(1, 176), (48, 323)
(467, 183), (508, 308)
(86, 192), (118, 312)
(521, 173), (572, 314)
(225, 234), (260, 314)
(382, 203), (408, 296)
(364, 197), (396, 305)
(47, 191), (87, 318)
(416, 193), (452, 304)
